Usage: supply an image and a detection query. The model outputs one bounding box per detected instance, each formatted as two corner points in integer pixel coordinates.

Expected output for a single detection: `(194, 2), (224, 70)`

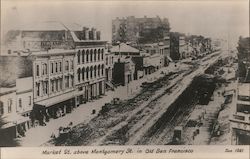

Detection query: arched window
(98, 65), (100, 76)
(82, 67), (85, 80)
(98, 49), (100, 61)
(90, 66), (93, 78)
(86, 50), (89, 62)
(55, 62), (58, 72)
(71, 60), (74, 71)
(106, 57), (108, 65)
(51, 63), (54, 74)
(94, 65), (97, 77)
(36, 65), (39, 76)
(101, 52), (104, 60)
(94, 49), (97, 61)
(90, 50), (93, 62)
(65, 61), (69, 71)
(59, 62), (62, 72)
(82, 50), (85, 63)
(101, 64), (104, 76)
(77, 68), (81, 82)
(44, 63), (47, 74)
(77, 50), (81, 64)
(86, 67), (89, 79)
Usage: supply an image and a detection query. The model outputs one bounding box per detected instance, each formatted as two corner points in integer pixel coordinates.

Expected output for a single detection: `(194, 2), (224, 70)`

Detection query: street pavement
(19, 62), (183, 146)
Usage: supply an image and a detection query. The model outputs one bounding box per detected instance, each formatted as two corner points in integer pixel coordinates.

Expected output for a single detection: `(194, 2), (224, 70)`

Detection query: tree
(0, 117), (19, 147)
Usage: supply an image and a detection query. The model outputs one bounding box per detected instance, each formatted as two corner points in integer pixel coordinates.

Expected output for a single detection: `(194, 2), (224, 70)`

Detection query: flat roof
(0, 87), (17, 96)
(31, 49), (75, 56)
(238, 83), (250, 97)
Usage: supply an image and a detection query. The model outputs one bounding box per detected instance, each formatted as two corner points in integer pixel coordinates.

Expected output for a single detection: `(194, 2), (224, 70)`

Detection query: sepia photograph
(0, 0), (249, 158)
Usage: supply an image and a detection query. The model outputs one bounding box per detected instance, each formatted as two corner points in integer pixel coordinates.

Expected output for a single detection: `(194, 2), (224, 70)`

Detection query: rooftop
(31, 49), (75, 56)
(0, 86), (17, 96)
(16, 77), (33, 93)
(111, 43), (139, 53)
(238, 83), (250, 97)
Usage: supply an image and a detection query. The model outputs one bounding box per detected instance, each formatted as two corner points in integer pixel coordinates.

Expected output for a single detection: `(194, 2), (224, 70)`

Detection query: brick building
(112, 16), (170, 45)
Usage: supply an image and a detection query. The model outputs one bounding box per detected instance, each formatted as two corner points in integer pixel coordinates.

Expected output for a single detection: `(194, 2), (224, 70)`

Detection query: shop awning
(35, 90), (75, 107)
(1, 114), (30, 129)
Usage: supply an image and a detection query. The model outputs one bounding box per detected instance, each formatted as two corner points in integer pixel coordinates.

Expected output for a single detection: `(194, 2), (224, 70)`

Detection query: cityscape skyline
(1, 0), (249, 46)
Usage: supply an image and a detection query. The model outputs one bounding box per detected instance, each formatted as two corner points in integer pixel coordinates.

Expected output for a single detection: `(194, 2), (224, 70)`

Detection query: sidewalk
(192, 88), (225, 145)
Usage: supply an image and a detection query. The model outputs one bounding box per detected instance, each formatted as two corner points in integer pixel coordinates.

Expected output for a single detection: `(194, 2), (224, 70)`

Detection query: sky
(1, 0), (249, 45)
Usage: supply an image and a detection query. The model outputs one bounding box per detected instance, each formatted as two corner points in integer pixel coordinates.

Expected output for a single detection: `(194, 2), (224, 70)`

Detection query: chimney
(92, 28), (97, 40)
(96, 31), (101, 40)
(85, 27), (89, 40)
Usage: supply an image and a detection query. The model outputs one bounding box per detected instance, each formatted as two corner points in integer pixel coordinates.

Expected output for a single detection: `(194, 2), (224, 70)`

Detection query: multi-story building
(3, 21), (107, 124)
(112, 16), (170, 45)
(230, 37), (250, 145)
(140, 43), (165, 68)
(31, 49), (76, 121)
(237, 37), (250, 83)
(230, 83), (250, 145)
(170, 32), (184, 60)
(105, 51), (114, 84)
(113, 59), (135, 86)
(16, 77), (33, 118)
(74, 28), (106, 105)
(0, 54), (32, 137)
(0, 84), (31, 139)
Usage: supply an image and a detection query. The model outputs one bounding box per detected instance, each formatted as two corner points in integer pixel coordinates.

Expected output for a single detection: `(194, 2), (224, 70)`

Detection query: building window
(82, 67), (85, 80)
(71, 76), (74, 87)
(59, 79), (63, 90)
(82, 50), (85, 63)
(65, 76), (69, 88)
(90, 66), (93, 78)
(65, 61), (69, 71)
(106, 57), (108, 65)
(19, 98), (22, 108)
(51, 80), (54, 92)
(86, 50), (89, 62)
(101, 64), (104, 76)
(7, 99), (12, 113)
(28, 96), (31, 106)
(94, 66), (97, 77)
(86, 67), (89, 79)
(59, 62), (62, 72)
(55, 79), (58, 92)
(44, 63), (47, 75)
(55, 62), (58, 73)
(77, 50), (81, 64)
(77, 68), (81, 82)
(101, 52), (104, 60)
(98, 49), (100, 61)
(36, 82), (40, 96)
(36, 65), (39, 76)
(51, 62), (54, 74)
(0, 101), (3, 116)
(90, 50), (93, 62)
(98, 65), (100, 76)
(71, 60), (74, 71)
(94, 50), (97, 61)
(44, 81), (48, 95)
